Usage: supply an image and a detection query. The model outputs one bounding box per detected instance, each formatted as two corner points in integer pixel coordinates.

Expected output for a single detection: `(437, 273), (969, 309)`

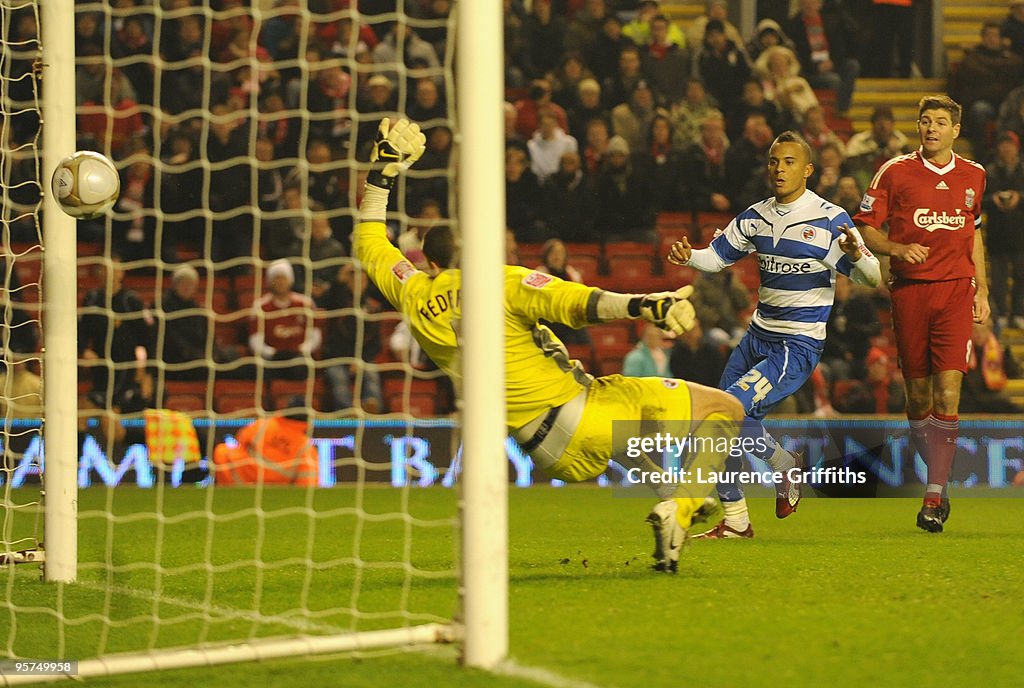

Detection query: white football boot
(646, 499), (688, 573)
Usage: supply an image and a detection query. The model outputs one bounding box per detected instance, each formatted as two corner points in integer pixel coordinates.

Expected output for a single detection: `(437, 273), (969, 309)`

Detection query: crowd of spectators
(3, 0), (1023, 417)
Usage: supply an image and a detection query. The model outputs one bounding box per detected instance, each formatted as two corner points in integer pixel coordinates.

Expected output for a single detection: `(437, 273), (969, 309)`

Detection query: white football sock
(765, 443), (796, 472)
(722, 498), (750, 530)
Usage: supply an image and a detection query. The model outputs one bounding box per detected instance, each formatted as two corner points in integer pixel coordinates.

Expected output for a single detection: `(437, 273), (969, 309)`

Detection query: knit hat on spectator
(172, 264), (199, 284)
(607, 135), (630, 156)
(266, 259), (295, 285)
(998, 131), (1020, 149)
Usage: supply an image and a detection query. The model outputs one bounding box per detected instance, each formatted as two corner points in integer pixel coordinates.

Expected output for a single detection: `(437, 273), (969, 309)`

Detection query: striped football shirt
(706, 189), (871, 346)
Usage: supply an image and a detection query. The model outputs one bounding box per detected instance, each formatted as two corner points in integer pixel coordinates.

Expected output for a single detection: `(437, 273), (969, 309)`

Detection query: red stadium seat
(594, 343), (635, 376)
(164, 394), (206, 413)
(568, 254), (600, 281)
(564, 343), (595, 371)
(606, 255), (654, 281)
(656, 211), (691, 229)
(213, 379), (262, 414)
(564, 242), (601, 258)
(695, 212), (733, 230)
(268, 379), (309, 408)
(165, 380), (209, 397)
(588, 322), (632, 348)
(517, 242), (544, 268)
(605, 240), (654, 259)
(385, 377), (442, 417)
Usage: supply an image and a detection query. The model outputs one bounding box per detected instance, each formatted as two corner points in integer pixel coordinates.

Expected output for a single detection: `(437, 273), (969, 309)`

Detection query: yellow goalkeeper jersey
(354, 220), (595, 430)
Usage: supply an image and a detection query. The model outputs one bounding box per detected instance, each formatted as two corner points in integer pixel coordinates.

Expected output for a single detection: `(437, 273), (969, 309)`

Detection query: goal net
(1, 0), (507, 681)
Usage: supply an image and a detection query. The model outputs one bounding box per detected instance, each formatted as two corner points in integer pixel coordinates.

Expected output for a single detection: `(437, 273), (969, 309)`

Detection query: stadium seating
(213, 379), (262, 414)
(594, 343), (634, 376)
(587, 322), (632, 349)
(383, 376), (447, 417)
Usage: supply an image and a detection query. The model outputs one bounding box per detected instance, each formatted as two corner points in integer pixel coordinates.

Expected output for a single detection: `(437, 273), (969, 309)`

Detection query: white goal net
(0, 0), (506, 682)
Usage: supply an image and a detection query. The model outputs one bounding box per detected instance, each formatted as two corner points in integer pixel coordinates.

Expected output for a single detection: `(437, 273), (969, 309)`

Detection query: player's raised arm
(352, 118), (427, 307)
(592, 284), (697, 335)
(666, 219), (749, 273)
(509, 270), (698, 336)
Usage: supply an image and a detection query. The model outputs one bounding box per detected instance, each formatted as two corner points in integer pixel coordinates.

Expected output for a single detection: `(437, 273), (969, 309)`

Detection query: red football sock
(925, 413), (958, 503)
(908, 412), (930, 465)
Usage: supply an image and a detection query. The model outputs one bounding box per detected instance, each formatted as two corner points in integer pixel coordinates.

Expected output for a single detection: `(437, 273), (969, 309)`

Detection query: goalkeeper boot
(647, 500), (687, 573)
(693, 519), (755, 539)
(916, 501), (944, 533)
(775, 451), (804, 519)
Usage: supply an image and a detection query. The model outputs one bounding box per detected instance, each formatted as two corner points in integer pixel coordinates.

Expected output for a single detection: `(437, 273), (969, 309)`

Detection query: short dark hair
(771, 130), (813, 163)
(870, 105), (895, 123)
(704, 19), (725, 36)
(422, 225), (458, 270)
(918, 95), (961, 126)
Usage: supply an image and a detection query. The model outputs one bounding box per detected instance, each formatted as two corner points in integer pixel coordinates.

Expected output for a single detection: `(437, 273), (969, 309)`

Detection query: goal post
(40, 0), (79, 585)
(457, 0), (508, 671)
(0, 0), (510, 681)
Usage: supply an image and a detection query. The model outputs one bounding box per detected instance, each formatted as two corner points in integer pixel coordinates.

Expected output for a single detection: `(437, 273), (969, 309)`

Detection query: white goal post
(0, 0), (508, 682)
(456, 0), (508, 671)
(40, 0), (81, 586)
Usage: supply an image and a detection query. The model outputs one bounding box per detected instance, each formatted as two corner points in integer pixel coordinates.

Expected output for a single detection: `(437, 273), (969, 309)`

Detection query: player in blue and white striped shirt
(669, 131), (881, 537)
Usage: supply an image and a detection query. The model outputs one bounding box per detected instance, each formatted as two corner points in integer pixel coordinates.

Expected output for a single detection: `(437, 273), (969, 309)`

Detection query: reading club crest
(965, 188), (976, 208)
(802, 227), (816, 241)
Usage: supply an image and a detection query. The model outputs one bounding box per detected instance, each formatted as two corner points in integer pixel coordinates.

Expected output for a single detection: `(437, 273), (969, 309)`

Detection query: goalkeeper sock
(721, 498), (750, 530)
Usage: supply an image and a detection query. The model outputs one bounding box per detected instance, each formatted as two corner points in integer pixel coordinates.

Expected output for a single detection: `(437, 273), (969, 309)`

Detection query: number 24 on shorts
(737, 370), (773, 404)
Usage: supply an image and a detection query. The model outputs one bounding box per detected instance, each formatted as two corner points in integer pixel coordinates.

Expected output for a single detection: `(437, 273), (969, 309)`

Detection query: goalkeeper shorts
(526, 375), (694, 483)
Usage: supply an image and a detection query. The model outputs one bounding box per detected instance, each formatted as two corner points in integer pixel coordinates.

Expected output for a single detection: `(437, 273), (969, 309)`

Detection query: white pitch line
(75, 580), (348, 635)
(494, 659), (608, 688)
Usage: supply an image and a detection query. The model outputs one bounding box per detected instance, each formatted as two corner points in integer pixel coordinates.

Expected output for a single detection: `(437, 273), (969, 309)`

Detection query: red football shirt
(249, 292), (319, 352)
(854, 150), (985, 282)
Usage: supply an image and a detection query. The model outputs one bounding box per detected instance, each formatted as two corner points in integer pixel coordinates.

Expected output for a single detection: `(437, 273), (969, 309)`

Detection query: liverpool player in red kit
(854, 95), (991, 533)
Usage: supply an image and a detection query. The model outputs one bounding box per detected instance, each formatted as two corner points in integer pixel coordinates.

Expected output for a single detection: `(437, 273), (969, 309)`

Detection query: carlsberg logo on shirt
(913, 208), (967, 232)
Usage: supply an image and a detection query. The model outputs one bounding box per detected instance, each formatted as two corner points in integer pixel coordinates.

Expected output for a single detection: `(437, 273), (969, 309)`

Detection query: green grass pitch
(1, 486), (1021, 687)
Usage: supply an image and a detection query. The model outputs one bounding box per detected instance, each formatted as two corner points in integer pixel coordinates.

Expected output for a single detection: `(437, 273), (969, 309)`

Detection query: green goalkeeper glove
(631, 285), (696, 335)
(368, 117), (427, 189)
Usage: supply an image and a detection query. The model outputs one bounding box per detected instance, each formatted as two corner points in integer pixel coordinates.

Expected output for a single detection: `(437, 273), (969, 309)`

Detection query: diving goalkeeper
(354, 118), (746, 573)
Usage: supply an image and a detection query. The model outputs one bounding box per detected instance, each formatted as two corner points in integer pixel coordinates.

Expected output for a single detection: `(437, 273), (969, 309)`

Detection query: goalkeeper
(354, 119), (747, 573)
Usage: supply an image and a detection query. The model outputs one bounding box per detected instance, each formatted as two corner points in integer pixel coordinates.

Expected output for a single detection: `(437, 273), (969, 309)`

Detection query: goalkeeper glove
(368, 117), (427, 189)
(629, 285), (696, 335)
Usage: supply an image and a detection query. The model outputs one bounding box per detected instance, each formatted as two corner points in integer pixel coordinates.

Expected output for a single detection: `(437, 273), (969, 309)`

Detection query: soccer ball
(51, 151), (120, 219)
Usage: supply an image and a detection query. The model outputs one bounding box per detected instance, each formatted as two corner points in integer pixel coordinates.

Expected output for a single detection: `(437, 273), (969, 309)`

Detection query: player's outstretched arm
(666, 233), (731, 273)
(591, 285), (697, 335)
(353, 118), (428, 306)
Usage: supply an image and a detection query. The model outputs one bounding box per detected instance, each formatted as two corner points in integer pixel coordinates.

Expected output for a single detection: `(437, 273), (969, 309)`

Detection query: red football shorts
(890, 277), (974, 379)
